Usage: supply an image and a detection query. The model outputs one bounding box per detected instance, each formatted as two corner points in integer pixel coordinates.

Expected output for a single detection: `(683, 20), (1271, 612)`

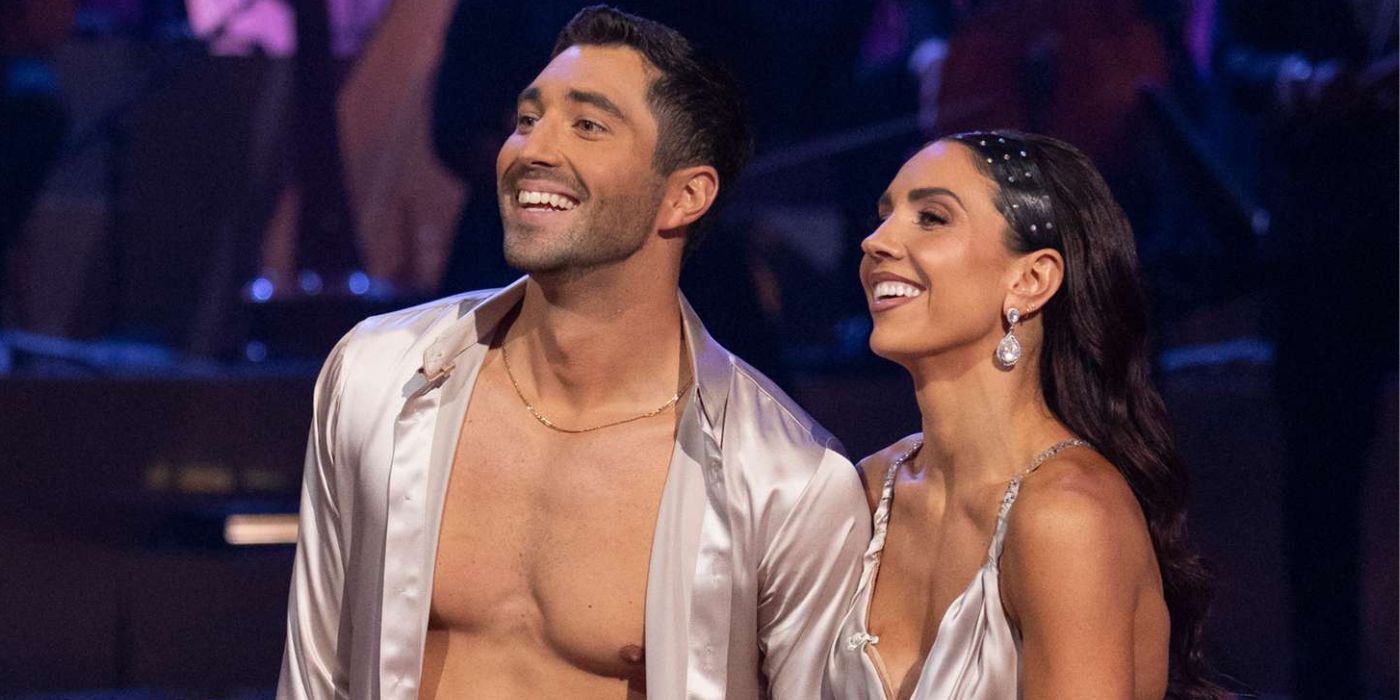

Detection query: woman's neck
(905, 351), (1073, 488)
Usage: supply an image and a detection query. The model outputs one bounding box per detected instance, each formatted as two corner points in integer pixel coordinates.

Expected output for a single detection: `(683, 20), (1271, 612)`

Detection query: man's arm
(756, 441), (871, 698)
(277, 332), (354, 699)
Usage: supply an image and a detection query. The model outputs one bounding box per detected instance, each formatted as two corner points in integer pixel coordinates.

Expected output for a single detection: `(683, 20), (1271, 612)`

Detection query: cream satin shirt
(276, 277), (871, 700)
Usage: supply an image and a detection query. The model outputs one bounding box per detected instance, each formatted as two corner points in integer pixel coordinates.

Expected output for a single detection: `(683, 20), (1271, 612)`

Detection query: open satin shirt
(276, 278), (871, 699)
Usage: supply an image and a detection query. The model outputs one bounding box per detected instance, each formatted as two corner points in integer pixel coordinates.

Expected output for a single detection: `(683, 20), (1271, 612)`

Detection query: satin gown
(825, 443), (1032, 700)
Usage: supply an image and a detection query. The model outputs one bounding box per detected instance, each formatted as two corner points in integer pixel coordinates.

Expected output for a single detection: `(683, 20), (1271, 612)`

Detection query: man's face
(497, 45), (668, 274)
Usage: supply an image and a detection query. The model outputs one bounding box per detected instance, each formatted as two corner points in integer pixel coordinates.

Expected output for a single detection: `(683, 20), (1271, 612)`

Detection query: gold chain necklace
(500, 340), (689, 433)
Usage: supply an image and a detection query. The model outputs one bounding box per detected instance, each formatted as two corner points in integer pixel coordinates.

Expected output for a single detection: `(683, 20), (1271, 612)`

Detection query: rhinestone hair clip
(951, 133), (1056, 234)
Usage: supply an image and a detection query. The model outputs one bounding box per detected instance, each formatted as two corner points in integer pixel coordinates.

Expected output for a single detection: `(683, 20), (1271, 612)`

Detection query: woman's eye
(917, 210), (948, 227)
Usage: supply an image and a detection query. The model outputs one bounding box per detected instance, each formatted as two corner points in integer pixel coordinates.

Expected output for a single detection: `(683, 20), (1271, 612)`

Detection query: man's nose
(516, 120), (564, 168)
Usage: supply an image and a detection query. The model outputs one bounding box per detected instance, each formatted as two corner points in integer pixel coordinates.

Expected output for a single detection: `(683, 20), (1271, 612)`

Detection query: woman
(824, 132), (1222, 699)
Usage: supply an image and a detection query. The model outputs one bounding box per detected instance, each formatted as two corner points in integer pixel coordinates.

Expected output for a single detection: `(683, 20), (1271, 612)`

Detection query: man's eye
(917, 210), (948, 227)
(576, 119), (605, 133)
(516, 114), (538, 129)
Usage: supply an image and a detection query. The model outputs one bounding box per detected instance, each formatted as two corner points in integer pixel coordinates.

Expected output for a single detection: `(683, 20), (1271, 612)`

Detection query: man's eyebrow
(566, 89), (628, 122)
(517, 86), (542, 106)
(908, 187), (964, 209)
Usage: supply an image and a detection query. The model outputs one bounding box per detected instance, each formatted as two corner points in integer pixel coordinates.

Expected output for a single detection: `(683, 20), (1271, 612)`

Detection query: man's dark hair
(552, 5), (752, 251)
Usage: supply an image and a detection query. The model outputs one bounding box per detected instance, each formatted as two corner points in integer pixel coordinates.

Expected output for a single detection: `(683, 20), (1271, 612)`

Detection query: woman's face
(860, 140), (1020, 365)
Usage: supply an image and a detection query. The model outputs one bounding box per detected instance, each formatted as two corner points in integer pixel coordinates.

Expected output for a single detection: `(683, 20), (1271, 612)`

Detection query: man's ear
(656, 165), (719, 232)
(1004, 248), (1064, 316)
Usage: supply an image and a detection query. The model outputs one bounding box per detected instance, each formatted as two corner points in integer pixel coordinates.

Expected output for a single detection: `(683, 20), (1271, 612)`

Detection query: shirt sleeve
(756, 440), (871, 699)
(277, 331), (354, 699)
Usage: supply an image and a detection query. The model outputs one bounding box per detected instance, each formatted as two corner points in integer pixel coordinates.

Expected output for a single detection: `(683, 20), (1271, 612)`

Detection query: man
(277, 7), (870, 699)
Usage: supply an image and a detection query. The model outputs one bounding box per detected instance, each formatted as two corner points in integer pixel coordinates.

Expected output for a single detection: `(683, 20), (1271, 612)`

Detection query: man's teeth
(516, 190), (578, 210)
(873, 281), (924, 300)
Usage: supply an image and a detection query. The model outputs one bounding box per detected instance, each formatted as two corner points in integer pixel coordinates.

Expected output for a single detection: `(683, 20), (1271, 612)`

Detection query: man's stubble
(500, 173), (668, 277)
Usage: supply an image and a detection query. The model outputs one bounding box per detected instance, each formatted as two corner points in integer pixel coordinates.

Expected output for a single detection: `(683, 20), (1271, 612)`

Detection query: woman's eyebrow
(907, 187), (964, 209)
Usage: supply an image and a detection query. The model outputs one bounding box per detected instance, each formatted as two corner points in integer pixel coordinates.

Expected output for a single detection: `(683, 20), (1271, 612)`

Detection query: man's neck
(502, 263), (687, 414)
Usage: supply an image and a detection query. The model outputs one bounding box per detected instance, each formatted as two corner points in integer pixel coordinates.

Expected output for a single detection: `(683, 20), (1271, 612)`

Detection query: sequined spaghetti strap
(989, 438), (1089, 565)
(870, 441), (921, 555)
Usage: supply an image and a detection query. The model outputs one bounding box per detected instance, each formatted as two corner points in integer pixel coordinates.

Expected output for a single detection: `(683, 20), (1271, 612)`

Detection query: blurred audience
(1214, 1), (1398, 697)
(0, 0), (73, 325)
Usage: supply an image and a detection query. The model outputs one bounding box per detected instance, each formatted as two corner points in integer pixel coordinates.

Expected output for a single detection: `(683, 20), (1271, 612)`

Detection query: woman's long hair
(948, 130), (1226, 698)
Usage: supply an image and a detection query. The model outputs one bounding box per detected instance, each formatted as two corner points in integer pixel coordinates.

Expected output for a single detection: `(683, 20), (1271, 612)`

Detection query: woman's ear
(1005, 248), (1064, 316)
(656, 165), (719, 232)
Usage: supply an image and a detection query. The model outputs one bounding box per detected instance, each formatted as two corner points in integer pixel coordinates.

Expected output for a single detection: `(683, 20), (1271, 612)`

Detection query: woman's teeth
(517, 190), (578, 210)
(874, 281), (924, 300)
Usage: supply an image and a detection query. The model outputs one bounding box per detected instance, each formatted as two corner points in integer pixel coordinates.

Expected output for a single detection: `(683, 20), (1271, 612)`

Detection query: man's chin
(505, 245), (643, 279)
(502, 218), (649, 277)
(507, 259), (570, 276)
(503, 243), (575, 276)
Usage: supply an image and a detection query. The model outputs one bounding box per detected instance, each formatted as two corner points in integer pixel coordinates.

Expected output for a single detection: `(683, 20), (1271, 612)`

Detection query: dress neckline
(857, 437), (1089, 699)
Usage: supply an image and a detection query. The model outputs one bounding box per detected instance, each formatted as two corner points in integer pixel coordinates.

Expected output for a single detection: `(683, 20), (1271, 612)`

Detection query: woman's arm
(999, 455), (1162, 699)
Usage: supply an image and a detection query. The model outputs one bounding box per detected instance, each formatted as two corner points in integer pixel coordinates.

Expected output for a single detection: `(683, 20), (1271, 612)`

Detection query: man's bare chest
(428, 368), (677, 663)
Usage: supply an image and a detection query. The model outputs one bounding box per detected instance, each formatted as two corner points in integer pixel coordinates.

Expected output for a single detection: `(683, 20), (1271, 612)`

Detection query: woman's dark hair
(552, 5), (752, 251)
(946, 130), (1226, 698)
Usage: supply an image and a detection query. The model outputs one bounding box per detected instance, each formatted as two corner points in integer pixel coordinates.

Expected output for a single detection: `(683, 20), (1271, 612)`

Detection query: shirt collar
(679, 292), (732, 428)
(419, 276), (733, 427)
(419, 276), (528, 383)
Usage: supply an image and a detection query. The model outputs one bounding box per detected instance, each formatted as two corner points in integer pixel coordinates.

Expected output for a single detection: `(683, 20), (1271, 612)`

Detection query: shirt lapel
(379, 278), (527, 698)
(644, 293), (736, 699)
(380, 281), (736, 699)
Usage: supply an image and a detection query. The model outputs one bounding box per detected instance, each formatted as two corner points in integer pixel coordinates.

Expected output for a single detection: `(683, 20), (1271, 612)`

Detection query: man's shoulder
(720, 353), (843, 461)
(717, 353), (868, 548)
(350, 288), (499, 340)
(329, 287), (502, 380)
(335, 287), (493, 351)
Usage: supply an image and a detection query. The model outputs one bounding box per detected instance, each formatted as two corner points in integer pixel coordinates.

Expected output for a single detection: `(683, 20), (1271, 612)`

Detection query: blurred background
(0, 0), (1394, 697)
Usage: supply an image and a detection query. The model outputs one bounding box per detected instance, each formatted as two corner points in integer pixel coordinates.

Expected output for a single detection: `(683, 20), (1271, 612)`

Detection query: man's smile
(516, 189), (579, 211)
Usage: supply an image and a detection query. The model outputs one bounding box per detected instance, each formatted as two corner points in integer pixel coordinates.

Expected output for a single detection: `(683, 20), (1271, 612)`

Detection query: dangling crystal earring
(996, 307), (1023, 368)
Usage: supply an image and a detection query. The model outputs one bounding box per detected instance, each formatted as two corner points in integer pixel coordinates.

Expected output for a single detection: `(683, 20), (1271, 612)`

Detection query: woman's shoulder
(1007, 448), (1150, 554)
(854, 433), (923, 512)
(999, 447), (1158, 613)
